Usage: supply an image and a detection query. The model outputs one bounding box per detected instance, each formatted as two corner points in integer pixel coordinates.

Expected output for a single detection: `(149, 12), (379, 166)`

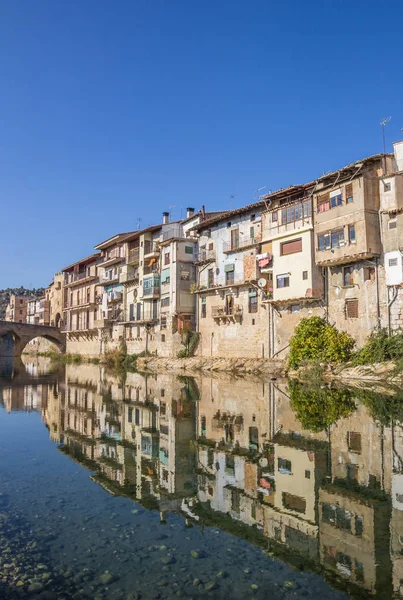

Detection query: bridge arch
(0, 321), (66, 358)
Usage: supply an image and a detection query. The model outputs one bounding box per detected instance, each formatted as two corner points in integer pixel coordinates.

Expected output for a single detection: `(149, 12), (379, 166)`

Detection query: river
(0, 356), (401, 599)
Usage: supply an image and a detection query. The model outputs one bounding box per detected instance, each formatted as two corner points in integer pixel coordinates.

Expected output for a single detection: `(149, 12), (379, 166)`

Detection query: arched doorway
(55, 313), (61, 328)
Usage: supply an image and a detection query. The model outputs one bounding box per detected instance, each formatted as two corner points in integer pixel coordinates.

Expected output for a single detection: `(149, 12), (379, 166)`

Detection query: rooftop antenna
(230, 194), (236, 209)
(168, 205), (175, 221)
(380, 117), (391, 170)
(253, 186), (266, 201)
(136, 217), (142, 230)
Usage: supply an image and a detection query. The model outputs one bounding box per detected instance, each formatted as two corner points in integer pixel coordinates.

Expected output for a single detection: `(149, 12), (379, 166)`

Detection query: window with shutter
(317, 193), (330, 212)
(345, 183), (354, 203)
(280, 238), (302, 256)
(345, 299), (359, 319)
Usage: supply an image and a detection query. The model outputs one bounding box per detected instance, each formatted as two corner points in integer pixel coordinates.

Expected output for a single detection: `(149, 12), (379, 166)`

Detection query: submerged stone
(205, 581), (218, 591)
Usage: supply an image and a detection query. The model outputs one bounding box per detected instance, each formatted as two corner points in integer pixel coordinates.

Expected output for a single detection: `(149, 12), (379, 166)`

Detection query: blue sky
(1, 0), (402, 288)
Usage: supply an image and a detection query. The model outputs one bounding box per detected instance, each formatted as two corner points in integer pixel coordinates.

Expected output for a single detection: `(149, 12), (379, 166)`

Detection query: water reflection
(1, 360), (403, 599)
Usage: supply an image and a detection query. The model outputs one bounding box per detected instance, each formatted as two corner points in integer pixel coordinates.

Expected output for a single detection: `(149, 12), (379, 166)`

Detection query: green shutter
(224, 264), (235, 272)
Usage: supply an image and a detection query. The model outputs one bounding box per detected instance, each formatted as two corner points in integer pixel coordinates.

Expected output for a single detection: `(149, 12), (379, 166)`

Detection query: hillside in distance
(0, 287), (45, 320)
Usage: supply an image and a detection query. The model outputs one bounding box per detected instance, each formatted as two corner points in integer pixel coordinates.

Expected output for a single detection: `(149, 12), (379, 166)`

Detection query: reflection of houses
(318, 404), (393, 598)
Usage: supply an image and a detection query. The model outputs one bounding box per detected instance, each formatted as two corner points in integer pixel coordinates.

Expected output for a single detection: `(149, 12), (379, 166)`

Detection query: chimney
(186, 207), (195, 219)
(162, 212), (169, 225)
(201, 205), (206, 219)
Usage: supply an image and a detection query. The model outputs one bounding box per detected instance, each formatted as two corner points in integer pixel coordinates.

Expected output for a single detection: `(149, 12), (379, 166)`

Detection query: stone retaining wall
(137, 355), (285, 376)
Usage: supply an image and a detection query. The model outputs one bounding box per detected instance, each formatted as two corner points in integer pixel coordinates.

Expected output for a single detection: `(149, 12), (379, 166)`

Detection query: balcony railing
(212, 305), (243, 319)
(144, 241), (160, 256)
(223, 234), (262, 253)
(195, 249), (216, 264)
(143, 286), (160, 297)
(127, 247), (140, 265)
(64, 271), (97, 286)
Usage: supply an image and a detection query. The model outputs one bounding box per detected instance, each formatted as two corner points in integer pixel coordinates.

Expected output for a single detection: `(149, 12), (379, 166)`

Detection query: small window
(355, 515), (363, 536)
(128, 408), (133, 423)
(389, 258), (398, 267)
(227, 221), (231, 228)
(160, 402), (167, 416)
(364, 266), (376, 282)
(135, 408), (140, 425)
(250, 226), (255, 239)
(278, 458), (292, 474)
(290, 304), (300, 313)
(280, 238), (302, 256)
(161, 334), (166, 342)
(302, 271), (308, 280)
(225, 270), (235, 285)
(343, 266), (354, 286)
(348, 224), (356, 243)
(208, 242), (214, 251)
(277, 274), (290, 288)
(305, 470), (311, 479)
(161, 297), (170, 307)
(164, 252), (170, 265)
(396, 493), (403, 504)
(389, 219), (397, 230)
(384, 182), (392, 192)
(250, 213), (256, 221)
(185, 246), (193, 254)
(345, 299), (359, 319)
(272, 212), (278, 222)
(201, 298), (207, 318)
(248, 293), (258, 313)
(347, 431), (361, 453)
(161, 389), (165, 397)
(282, 492), (306, 514)
(345, 183), (354, 203)
(318, 233), (331, 251)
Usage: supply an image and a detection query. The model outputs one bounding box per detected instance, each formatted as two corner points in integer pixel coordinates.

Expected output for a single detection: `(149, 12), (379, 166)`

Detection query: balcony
(64, 271), (98, 287)
(195, 249), (216, 265)
(144, 240), (160, 258)
(212, 305), (243, 321)
(119, 266), (139, 285)
(143, 275), (160, 299)
(223, 234), (262, 253)
(127, 247), (140, 265)
(102, 250), (124, 268)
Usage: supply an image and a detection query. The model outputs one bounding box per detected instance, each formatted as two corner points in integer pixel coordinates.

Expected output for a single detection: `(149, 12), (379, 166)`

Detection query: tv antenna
(168, 205), (175, 221)
(380, 117), (391, 156)
(137, 217), (142, 230)
(253, 186), (266, 201)
(230, 194), (236, 209)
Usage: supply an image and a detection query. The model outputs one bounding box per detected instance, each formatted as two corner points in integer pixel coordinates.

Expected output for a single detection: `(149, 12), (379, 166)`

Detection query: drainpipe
(375, 257), (381, 329)
(387, 285), (398, 335)
(322, 267), (329, 323)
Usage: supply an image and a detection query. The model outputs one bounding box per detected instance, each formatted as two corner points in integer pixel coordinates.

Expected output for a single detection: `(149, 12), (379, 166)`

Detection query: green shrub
(288, 317), (355, 369)
(289, 381), (356, 432)
(352, 328), (403, 365)
(177, 331), (200, 359)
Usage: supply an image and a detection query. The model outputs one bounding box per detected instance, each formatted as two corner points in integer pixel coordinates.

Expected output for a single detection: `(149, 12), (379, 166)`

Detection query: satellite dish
(259, 457), (268, 468)
(258, 278), (267, 289)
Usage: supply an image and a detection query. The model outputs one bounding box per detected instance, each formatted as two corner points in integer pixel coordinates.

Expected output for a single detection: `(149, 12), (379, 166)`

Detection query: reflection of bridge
(0, 321), (66, 357)
(0, 356), (63, 387)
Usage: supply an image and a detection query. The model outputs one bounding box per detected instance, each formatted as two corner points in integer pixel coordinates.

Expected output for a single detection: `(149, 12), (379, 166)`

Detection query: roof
(94, 232), (135, 250)
(190, 201), (267, 232)
(62, 252), (101, 272)
(314, 153), (391, 188)
(180, 210), (226, 225)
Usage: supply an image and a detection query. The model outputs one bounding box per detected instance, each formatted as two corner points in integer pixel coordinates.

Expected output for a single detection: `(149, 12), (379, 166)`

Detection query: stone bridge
(0, 321), (66, 357)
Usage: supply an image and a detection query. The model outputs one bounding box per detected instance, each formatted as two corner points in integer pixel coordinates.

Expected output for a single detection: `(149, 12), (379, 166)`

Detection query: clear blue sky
(1, 0), (402, 288)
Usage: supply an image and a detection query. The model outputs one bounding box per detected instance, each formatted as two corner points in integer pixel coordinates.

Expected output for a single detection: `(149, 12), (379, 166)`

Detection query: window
(248, 290), (258, 313)
(161, 389), (165, 397)
(164, 252), (170, 265)
(355, 516), (363, 537)
(389, 218), (397, 230)
(277, 274), (290, 288)
(345, 299), (358, 318)
(201, 298), (207, 318)
(160, 402), (166, 416)
(282, 492), (306, 514)
(208, 268), (214, 287)
(347, 431), (361, 453)
(278, 458), (292, 474)
(225, 270), (234, 285)
(282, 199), (312, 224)
(19, 310), (22, 315)
(227, 221), (231, 228)
(302, 270), (308, 280)
(128, 408), (133, 423)
(280, 238), (302, 256)
(250, 226), (255, 239)
(225, 455), (235, 475)
(318, 233), (331, 251)
(161, 297), (170, 307)
(290, 304), (300, 313)
(389, 257), (398, 267)
(208, 242), (214, 251)
(305, 470), (311, 479)
(348, 224), (356, 243)
(135, 408), (140, 425)
(161, 334), (166, 342)
(250, 213), (256, 221)
(331, 229), (344, 248)
(160, 315), (167, 329)
(384, 182), (392, 192)
(396, 493), (403, 504)
(272, 211), (278, 222)
(322, 503), (352, 531)
(345, 183), (353, 203)
(20, 299), (23, 304)
(185, 246), (193, 254)
(343, 266), (354, 287)
(330, 189), (343, 208)
(364, 266), (375, 281)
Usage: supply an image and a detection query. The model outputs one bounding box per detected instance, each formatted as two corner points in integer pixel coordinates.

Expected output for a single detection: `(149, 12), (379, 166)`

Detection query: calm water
(0, 359), (401, 599)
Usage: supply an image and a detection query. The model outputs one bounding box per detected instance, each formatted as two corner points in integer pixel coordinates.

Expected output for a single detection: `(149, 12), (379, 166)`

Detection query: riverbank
(136, 355), (286, 376)
(289, 360), (403, 386)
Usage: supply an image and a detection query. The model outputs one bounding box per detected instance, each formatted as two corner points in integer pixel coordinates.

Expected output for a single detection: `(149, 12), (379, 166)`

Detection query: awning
(258, 257), (271, 268)
(224, 263), (235, 272)
(148, 257), (157, 266)
(256, 252), (271, 261)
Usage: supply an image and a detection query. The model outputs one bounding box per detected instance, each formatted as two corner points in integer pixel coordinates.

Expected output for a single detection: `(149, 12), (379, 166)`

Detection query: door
(231, 228), (239, 250)
(225, 295), (234, 315)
